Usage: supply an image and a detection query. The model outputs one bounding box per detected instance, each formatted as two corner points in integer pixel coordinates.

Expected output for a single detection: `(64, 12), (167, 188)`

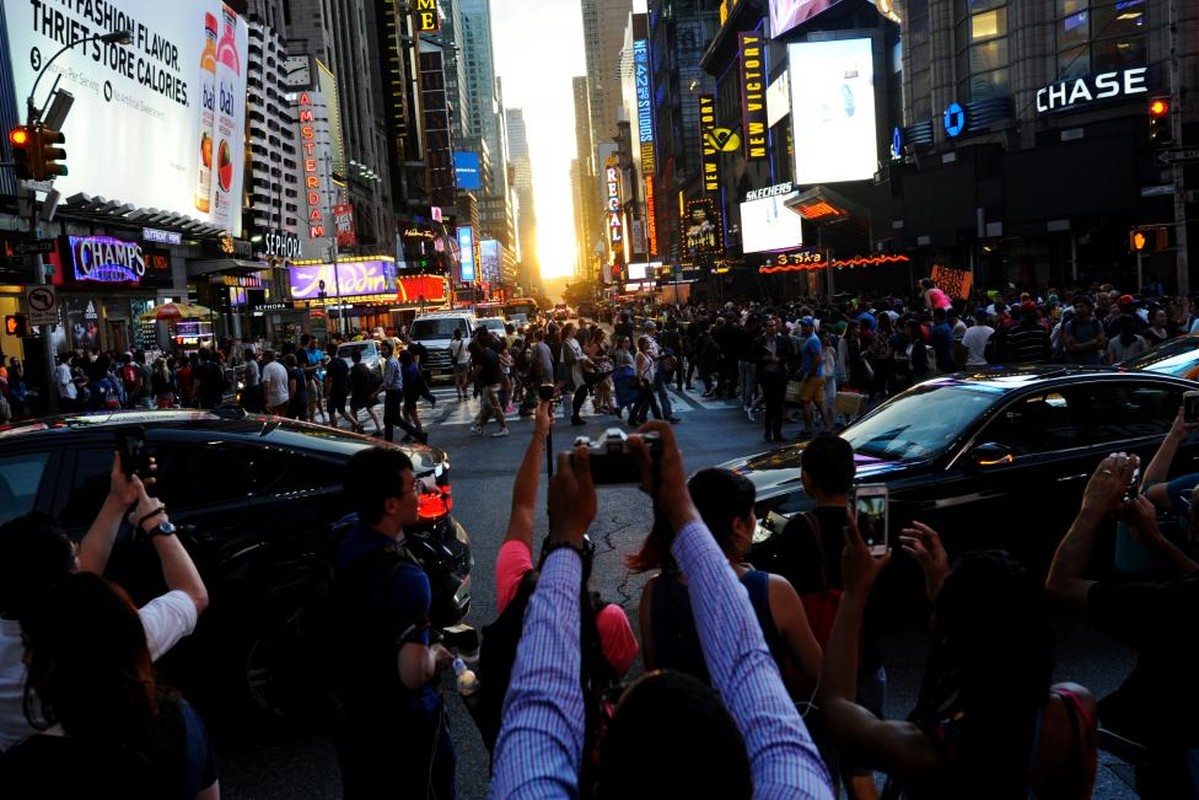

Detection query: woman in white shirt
(630, 335), (662, 425)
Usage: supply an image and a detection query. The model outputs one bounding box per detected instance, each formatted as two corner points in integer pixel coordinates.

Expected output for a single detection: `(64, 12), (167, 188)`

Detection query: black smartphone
(1186, 391), (1199, 424)
(116, 426), (150, 479)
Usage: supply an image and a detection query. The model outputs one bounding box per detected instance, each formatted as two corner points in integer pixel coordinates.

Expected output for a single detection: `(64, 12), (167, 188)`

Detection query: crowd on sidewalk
(590, 278), (1199, 444)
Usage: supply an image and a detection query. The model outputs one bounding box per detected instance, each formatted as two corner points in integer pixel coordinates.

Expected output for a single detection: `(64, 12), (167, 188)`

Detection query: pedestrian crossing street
(410, 381), (738, 428)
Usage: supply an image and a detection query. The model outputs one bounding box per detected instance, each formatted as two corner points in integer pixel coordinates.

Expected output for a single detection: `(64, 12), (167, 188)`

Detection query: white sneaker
(491, 427), (510, 437)
(469, 425), (484, 435)
(745, 406), (755, 422)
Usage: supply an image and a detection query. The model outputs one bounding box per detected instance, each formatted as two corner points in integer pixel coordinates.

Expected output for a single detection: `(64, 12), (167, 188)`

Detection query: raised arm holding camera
(491, 422), (833, 799)
(1047, 451), (1199, 798)
(0, 453), (207, 752)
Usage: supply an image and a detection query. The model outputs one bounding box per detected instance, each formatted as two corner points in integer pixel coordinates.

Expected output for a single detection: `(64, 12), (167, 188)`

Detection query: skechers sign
(1035, 67), (1148, 114)
(69, 236), (146, 283)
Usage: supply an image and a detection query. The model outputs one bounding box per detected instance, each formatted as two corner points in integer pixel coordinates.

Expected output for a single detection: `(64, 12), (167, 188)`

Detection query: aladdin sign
(1035, 67), (1148, 114)
(69, 235), (146, 283)
(289, 260), (395, 300)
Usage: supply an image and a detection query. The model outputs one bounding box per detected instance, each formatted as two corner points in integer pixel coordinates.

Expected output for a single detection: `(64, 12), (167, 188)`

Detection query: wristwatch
(142, 520), (177, 539)
(539, 535), (595, 567)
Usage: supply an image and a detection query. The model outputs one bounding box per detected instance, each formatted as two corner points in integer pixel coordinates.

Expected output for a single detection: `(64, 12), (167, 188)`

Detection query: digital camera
(572, 428), (662, 485)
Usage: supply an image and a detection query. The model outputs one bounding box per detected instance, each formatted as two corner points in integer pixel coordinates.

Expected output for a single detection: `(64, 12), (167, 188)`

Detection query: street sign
(13, 239), (57, 255)
(1157, 148), (1199, 165)
(25, 284), (58, 327)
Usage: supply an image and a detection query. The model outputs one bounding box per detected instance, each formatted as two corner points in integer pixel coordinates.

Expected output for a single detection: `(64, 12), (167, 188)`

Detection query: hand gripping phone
(854, 484), (889, 556)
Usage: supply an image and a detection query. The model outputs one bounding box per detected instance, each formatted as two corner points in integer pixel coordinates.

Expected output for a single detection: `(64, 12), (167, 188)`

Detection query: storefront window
(1055, 0), (1147, 81)
(955, 0), (1009, 101)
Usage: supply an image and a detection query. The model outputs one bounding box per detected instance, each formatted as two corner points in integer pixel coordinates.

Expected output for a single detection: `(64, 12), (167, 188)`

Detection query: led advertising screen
(740, 191), (804, 253)
(454, 151), (481, 191)
(3, 0), (249, 234)
(788, 38), (878, 185)
(457, 226), (476, 282)
(770, 0), (844, 39)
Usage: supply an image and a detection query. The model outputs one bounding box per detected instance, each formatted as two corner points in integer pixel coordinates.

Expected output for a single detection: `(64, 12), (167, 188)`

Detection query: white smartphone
(854, 484), (889, 556)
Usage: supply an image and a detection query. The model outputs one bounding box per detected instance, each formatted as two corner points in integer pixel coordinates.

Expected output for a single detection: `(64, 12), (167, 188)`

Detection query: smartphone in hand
(116, 426), (150, 479)
(854, 484), (889, 556)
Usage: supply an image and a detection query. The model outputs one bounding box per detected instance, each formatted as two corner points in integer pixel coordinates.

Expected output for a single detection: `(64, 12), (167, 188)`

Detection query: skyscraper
(581, 0), (634, 148)
(506, 108), (537, 280)
(282, 0), (394, 250)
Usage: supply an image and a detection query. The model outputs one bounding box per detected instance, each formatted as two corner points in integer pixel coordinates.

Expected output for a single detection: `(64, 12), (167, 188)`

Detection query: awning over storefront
(188, 258), (270, 276)
(784, 185), (870, 224)
(62, 194), (228, 239)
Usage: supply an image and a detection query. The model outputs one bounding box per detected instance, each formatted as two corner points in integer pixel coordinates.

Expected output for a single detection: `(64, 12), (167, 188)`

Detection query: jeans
(333, 704), (456, 800)
(632, 382), (662, 423)
(383, 389), (422, 442)
(653, 369), (674, 418)
(738, 360), (757, 407)
(761, 374), (785, 439)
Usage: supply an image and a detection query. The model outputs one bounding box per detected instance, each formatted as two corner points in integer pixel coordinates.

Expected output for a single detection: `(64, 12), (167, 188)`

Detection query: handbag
(785, 379), (804, 404)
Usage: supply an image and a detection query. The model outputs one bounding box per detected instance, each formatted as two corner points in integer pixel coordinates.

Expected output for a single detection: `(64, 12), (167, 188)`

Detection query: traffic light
(4, 314), (29, 336)
(34, 127), (66, 179)
(1149, 97), (1172, 145)
(9, 126), (34, 180)
(1130, 226), (1169, 253)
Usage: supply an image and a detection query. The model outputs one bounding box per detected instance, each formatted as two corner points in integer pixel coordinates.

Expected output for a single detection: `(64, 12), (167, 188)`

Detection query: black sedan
(0, 409), (472, 722)
(726, 366), (1199, 576)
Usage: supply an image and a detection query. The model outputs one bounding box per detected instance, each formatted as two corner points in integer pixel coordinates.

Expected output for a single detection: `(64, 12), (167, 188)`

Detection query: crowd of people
(587, 279), (1199, 444)
(3, 281), (1199, 797)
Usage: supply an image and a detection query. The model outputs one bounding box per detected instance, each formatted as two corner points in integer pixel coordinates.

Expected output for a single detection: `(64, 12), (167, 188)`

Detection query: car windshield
(338, 342), (376, 358)
(410, 319), (468, 339)
(1121, 337), (1199, 376)
(480, 319), (505, 331)
(841, 381), (1004, 460)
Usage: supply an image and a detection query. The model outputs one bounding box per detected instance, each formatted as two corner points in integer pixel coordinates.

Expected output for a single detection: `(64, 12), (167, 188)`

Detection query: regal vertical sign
(739, 32), (768, 160)
(606, 158), (624, 252)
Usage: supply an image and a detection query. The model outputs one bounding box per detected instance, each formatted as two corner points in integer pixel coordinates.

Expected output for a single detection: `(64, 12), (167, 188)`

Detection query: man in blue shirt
(930, 308), (955, 373)
(333, 447), (455, 798)
(379, 341), (427, 444)
(796, 317), (828, 437)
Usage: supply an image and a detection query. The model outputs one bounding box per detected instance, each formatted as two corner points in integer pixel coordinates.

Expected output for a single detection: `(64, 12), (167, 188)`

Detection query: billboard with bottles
(3, 0), (249, 234)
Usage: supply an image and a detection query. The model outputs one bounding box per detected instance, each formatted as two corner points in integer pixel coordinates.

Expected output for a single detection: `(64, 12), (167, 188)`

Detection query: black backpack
(470, 561), (619, 786)
(270, 518), (420, 726)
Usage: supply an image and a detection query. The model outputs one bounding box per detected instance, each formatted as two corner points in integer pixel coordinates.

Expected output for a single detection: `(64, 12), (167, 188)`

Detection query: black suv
(0, 410), (472, 721)
(728, 366), (1199, 581)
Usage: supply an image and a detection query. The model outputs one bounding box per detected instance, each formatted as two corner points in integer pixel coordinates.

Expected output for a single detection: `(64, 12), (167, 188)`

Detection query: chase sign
(1035, 67), (1148, 114)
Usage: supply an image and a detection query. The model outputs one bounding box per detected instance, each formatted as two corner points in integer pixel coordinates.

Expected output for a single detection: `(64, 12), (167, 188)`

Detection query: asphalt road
(214, 387), (1141, 799)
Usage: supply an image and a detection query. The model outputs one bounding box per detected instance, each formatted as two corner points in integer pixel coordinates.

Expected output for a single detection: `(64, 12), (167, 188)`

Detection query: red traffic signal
(1149, 96), (1172, 145)
(4, 314), (29, 336)
(9, 126), (34, 180)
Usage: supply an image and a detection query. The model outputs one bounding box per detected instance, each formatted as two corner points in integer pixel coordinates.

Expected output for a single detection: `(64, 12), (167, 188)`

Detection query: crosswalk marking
(322, 383), (745, 434)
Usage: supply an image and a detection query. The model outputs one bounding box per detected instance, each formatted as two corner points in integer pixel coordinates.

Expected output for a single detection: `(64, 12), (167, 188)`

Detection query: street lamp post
(22, 30), (133, 415)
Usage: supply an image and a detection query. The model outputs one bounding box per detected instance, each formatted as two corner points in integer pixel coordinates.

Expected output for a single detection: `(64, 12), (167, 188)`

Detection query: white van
(408, 311), (478, 382)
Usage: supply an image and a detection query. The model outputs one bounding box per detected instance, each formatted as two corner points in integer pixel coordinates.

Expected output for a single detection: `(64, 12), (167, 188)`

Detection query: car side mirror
(970, 442), (1014, 468)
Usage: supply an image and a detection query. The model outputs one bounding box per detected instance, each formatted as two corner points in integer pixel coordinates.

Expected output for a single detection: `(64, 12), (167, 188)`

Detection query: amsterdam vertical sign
(699, 94), (719, 193)
(739, 32), (768, 160)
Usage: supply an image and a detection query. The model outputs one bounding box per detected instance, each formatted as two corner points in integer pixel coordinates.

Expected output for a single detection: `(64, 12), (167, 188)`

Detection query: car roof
(415, 311), (475, 318)
(0, 409), (444, 469)
(895, 363), (1197, 394)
